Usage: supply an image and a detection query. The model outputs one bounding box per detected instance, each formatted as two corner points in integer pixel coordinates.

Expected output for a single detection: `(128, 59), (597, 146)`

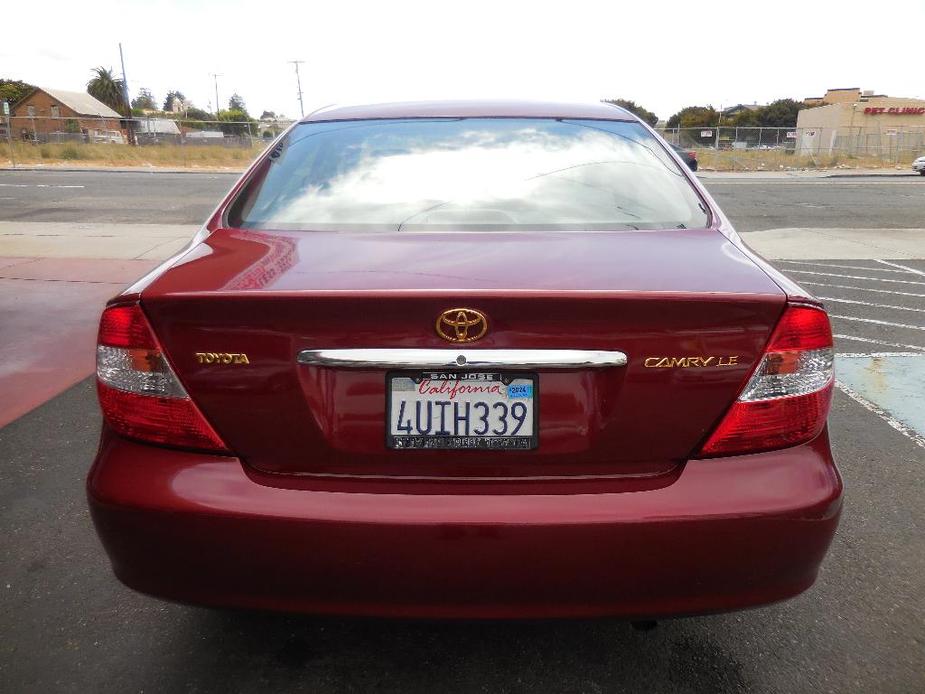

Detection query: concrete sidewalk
(5, 222), (924, 262)
(1, 222), (923, 427)
(0, 221), (194, 260)
(743, 228), (925, 260)
(1, 165), (242, 174)
(3, 164), (920, 179)
(0, 222), (195, 426)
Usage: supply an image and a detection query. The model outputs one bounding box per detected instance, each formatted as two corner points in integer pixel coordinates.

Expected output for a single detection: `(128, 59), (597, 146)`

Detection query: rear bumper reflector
(296, 348), (628, 370)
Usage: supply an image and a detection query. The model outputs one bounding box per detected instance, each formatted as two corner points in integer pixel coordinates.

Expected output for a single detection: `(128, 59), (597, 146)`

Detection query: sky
(3, 0), (923, 122)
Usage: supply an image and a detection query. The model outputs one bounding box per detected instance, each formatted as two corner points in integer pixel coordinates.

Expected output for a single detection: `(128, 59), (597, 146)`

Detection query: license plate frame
(385, 371), (538, 450)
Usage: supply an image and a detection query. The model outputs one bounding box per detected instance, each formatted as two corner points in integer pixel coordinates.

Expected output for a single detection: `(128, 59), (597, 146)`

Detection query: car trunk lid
(141, 227), (785, 479)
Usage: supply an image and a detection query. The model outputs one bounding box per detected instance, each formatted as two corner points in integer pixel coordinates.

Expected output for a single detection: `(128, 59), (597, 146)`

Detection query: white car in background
(914, 155), (925, 175)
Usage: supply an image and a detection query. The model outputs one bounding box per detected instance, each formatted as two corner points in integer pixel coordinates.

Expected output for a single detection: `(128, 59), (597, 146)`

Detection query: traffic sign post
(2, 100), (15, 168)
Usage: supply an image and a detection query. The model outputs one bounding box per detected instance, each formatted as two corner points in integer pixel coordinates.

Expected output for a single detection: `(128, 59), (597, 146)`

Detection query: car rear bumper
(87, 430), (842, 619)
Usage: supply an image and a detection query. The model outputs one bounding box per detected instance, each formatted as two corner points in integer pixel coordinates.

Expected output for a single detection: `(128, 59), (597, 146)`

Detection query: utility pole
(119, 42), (136, 145)
(288, 60), (305, 117)
(210, 73), (223, 117)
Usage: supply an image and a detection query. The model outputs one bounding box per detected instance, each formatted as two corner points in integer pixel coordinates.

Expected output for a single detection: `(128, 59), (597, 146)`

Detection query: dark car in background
(671, 143), (698, 171)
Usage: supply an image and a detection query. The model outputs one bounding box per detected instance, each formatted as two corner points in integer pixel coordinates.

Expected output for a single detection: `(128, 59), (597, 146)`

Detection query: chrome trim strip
(297, 348), (627, 369)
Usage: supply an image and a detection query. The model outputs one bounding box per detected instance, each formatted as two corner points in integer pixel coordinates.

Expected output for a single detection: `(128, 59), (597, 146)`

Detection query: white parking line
(835, 381), (925, 450)
(799, 281), (925, 299)
(778, 260), (914, 274)
(830, 314), (925, 331)
(786, 269), (925, 286)
(706, 180), (923, 186)
(832, 334), (925, 352)
(876, 260), (925, 277)
(820, 297), (925, 313)
(837, 352), (923, 358)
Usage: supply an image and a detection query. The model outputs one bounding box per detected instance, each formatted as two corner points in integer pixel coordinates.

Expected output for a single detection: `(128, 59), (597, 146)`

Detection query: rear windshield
(228, 118), (709, 232)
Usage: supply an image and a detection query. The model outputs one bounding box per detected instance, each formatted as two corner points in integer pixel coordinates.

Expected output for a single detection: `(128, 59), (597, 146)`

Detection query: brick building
(10, 87), (125, 143)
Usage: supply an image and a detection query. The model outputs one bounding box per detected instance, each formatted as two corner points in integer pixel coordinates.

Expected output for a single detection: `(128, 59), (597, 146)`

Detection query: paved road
(1, 169), (923, 693)
(776, 258), (925, 355)
(0, 169), (924, 230)
(0, 170), (232, 224)
(2, 380), (921, 693)
(704, 176), (924, 232)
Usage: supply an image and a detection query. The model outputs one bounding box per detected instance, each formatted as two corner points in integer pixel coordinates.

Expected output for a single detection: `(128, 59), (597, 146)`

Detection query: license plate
(387, 372), (537, 449)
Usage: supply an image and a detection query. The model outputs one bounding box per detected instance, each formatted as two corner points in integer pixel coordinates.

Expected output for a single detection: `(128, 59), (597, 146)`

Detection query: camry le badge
(643, 355), (739, 368)
(435, 308), (488, 343)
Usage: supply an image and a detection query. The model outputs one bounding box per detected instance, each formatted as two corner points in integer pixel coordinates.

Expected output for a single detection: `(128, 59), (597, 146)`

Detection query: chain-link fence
(1, 115), (294, 145)
(2, 116), (923, 170)
(0, 115), (296, 167)
(658, 125), (925, 167)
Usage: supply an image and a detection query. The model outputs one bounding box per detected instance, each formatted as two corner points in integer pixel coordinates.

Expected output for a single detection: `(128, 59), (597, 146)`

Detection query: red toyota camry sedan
(87, 101), (842, 619)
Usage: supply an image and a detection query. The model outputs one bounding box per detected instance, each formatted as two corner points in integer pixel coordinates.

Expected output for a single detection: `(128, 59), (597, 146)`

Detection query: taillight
(698, 304), (834, 457)
(96, 303), (228, 452)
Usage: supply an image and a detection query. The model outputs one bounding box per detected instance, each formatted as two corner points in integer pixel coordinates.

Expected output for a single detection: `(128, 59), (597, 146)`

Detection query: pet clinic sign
(863, 106), (925, 115)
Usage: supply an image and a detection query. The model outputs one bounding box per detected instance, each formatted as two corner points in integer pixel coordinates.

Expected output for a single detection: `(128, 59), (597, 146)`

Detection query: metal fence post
(2, 102), (15, 168)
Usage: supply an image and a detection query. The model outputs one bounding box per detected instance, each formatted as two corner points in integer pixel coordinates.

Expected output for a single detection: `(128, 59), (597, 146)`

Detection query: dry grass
(696, 149), (918, 172)
(1, 141), (266, 170)
(0, 141), (918, 172)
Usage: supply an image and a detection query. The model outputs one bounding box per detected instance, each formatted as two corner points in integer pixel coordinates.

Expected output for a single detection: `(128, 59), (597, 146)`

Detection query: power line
(288, 60), (305, 117)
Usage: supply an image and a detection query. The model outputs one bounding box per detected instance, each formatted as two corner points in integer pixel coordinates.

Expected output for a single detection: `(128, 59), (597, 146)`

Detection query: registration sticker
(507, 383), (533, 398)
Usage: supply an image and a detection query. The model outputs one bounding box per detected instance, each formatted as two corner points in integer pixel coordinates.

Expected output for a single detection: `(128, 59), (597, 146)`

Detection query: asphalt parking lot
(779, 258), (925, 353)
(1, 170), (923, 693)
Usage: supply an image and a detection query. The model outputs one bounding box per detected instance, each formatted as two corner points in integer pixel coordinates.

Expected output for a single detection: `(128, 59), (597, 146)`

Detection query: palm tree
(87, 67), (126, 114)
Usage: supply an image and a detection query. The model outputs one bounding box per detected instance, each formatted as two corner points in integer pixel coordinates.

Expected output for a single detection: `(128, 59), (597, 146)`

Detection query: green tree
(86, 67), (127, 114)
(163, 90), (186, 112)
(727, 108), (759, 127)
(218, 108), (256, 135)
(260, 110), (277, 120)
(185, 106), (211, 120)
(176, 105), (213, 130)
(0, 79), (35, 106)
(602, 99), (658, 127)
(228, 93), (247, 113)
(131, 87), (156, 111)
(723, 99), (804, 128)
(758, 99), (803, 127)
(667, 105), (719, 129)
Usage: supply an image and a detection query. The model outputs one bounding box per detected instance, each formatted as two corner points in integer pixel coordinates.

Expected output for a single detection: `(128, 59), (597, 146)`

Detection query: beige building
(796, 88), (925, 155)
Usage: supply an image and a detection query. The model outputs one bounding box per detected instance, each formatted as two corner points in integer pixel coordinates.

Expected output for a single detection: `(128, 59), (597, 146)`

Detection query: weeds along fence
(0, 115), (296, 167)
(658, 125), (925, 168)
(1, 115), (295, 145)
(2, 116), (922, 170)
